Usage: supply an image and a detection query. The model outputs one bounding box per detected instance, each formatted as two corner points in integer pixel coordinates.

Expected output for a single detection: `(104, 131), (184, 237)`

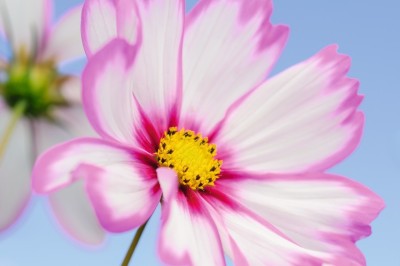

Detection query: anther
(156, 127), (223, 190)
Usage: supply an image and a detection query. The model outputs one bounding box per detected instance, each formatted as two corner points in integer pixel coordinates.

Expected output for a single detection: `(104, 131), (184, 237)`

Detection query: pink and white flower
(0, 0), (104, 244)
(33, 0), (384, 264)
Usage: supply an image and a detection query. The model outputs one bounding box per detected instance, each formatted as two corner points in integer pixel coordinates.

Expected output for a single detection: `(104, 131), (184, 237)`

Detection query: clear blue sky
(0, 0), (399, 265)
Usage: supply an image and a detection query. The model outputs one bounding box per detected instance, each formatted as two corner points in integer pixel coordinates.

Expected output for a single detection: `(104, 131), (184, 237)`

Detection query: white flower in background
(0, 0), (105, 244)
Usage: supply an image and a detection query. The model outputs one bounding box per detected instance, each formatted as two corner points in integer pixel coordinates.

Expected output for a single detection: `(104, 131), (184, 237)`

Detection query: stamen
(156, 127), (222, 190)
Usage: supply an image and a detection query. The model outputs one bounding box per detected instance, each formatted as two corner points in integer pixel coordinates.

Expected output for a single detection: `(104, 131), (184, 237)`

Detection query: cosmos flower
(33, 0), (384, 264)
(0, 0), (104, 243)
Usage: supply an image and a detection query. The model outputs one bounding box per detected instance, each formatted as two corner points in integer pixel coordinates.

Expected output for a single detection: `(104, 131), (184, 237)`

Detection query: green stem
(0, 101), (26, 161)
(121, 221), (148, 266)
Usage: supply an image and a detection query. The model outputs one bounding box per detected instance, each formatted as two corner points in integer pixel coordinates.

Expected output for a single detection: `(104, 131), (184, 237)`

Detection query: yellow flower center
(156, 127), (223, 190)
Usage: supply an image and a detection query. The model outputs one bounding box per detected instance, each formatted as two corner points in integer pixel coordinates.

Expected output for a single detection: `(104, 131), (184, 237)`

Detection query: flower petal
(32, 137), (140, 193)
(82, 39), (149, 148)
(82, 0), (140, 56)
(83, 163), (160, 233)
(218, 45), (363, 173)
(53, 76), (96, 138)
(215, 172), (384, 264)
(53, 106), (95, 139)
(181, 0), (288, 135)
(127, 0), (184, 131)
(156, 167), (178, 202)
(32, 136), (160, 233)
(32, 120), (104, 245)
(202, 192), (323, 266)
(115, 0), (141, 47)
(0, 115), (31, 231)
(83, 0), (184, 146)
(157, 187), (225, 265)
(0, 0), (51, 55)
(55, 76), (95, 137)
(41, 5), (84, 63)
(48, 180), (106, 245)
(58, 76), (81, 104)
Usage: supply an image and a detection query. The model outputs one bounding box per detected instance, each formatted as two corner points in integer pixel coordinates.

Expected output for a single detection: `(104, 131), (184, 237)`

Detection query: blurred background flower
(0, 0), (104, 244)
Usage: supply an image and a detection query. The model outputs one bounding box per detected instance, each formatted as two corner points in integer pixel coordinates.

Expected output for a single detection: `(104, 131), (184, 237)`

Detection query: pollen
(156, 127), (222, 190)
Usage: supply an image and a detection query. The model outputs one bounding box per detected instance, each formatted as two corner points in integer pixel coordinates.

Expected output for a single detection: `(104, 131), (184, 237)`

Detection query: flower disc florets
(156, 127), (222, 190)
(0, 52), (69, 118)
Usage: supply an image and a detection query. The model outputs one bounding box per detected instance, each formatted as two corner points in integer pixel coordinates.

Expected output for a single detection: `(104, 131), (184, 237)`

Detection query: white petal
(81, 0), (117, 55)
(83, 160), (160, 232)
(32, 119), (104, 244)
(129, 0), (184, 130)
(32, 116), (72, 152)
(55, 76), (95, 138)
(0, 0), (50, 55)
(181, 0), (288, 135)
(82, 0), (139, 56)
(32, 137), (138, 193)
(218, 45), (363, 173)
(83, 0), (184, 148)
(115, 0), (140, 46)
(202, 194), (324, 265)
(156, 167), (178, 202)
(0, 112), (31, 231)
(53, 106), (95, 139)
(58, 76), (81, 104)
(48, 180), (105, 245)
(52, 76), (96, 138)
(82, 39), (153, 148)
(42, 5), (84, 63)
(217, 173), (384, 264)
(158, 188), (225, 265)
(32, 136), (161, 233)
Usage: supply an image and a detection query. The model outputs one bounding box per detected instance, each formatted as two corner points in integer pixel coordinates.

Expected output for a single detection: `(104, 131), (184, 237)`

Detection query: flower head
(33, 0), (384, 264)
(0, 0), (104, 244)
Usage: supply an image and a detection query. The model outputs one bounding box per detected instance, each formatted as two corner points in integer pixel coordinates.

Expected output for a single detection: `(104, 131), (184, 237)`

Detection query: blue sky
(0, 0), (399, 265)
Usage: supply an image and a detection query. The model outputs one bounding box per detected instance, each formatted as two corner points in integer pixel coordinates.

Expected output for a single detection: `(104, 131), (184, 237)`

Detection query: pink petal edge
(215, 45), (364, 174)
(83, 164), (161, 232)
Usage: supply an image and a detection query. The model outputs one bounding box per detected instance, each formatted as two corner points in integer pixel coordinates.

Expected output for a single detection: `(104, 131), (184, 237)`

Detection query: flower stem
(121, 221), (148, 266)
(0, 101), (26, 161)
